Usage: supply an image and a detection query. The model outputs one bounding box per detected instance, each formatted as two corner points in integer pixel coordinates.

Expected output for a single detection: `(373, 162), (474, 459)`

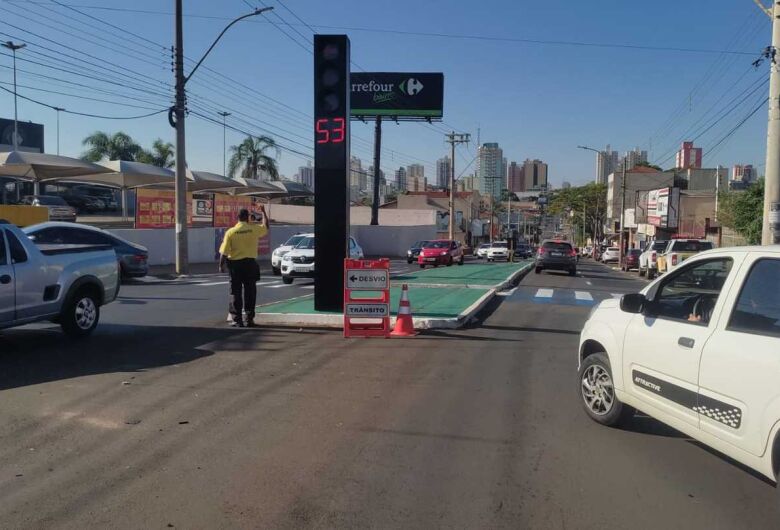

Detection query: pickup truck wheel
(282, 276), (294, 285)
(647, 269), (657, 280)
(61, 291), (100, 338)
(579, 353), (634, 426)
(638, 267), (646, 277)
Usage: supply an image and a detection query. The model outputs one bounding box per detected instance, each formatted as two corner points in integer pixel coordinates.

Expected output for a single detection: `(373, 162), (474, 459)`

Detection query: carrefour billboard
(350, 73), (443, 119)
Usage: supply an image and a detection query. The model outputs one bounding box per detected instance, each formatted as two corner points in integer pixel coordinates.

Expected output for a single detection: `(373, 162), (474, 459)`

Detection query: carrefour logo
(400, 78), (424, 95)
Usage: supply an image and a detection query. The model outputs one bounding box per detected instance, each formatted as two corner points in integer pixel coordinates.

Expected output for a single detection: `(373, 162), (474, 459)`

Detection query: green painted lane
(392, 260), (532, 287)
(258, 286), (489, 319)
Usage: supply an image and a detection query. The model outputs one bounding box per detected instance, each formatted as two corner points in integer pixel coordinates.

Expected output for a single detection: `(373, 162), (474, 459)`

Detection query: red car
(621, 248), (642, 271)
(418, 240), (465, 268)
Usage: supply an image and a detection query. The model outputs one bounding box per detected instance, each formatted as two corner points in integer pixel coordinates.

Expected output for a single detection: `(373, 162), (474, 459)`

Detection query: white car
(271, 233), (307, 275)
(578, 246), (780, 485)
(281, 234), (364, 284)
(476, 243), (491, 259)
(487, 241), (509, 262)
(601, 246), (620, 263)
(638, 240), (668, 279)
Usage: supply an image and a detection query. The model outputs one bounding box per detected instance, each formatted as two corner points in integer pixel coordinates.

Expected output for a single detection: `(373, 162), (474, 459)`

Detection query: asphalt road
(1, 259), (779, 528)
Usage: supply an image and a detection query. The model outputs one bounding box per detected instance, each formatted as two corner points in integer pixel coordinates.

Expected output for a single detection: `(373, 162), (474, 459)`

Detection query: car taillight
(537, 247), (544, 255)
(671, 254), (678, 266)
(651, 251), (656, 263)
(132, 254), (147, 262)
(569, 248), (577, 257)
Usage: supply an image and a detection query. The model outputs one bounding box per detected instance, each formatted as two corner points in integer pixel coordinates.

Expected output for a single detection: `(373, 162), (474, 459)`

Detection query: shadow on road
(478, 324), (580, 335)
(0, 324), (280, 391)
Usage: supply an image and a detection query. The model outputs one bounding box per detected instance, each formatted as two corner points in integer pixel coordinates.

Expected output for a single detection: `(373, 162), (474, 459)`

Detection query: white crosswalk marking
(535, 288), (554, 298)
(575, 291), (593, 301)
(268, 284), (289, 289)
(301, 285), (315, 289)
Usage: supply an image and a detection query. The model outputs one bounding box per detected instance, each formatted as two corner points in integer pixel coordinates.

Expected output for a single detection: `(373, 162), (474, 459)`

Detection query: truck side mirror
(620, 293), (646, 314)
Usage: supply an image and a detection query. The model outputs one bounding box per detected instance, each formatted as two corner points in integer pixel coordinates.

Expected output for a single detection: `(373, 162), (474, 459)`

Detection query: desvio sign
(350, 72), (443, 119)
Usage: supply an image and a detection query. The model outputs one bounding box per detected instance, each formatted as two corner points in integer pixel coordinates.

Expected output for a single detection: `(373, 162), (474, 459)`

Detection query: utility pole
(371, 116), (381, 225)
(53, 106), (64, 155)
(173, 0), (188, 275)
(758, 0), (780, 244)
(618, 162), (627, 266)
(218, 111), (230, 176)
(169, 3), (271, 275)
(445, 131), (470, 240)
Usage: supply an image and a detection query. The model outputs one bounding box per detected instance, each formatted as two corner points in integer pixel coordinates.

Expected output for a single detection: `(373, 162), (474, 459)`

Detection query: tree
(81, 131), (144, 162)
(635, 161), (663, 171)
(549, 182), (607, 246)
(137, 139), (175, 168)
(227, 135), (280, 181)
(718, 178), (764, 245)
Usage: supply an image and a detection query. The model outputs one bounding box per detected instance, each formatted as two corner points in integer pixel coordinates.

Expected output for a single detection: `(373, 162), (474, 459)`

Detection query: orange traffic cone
(390, 284), (417, 337)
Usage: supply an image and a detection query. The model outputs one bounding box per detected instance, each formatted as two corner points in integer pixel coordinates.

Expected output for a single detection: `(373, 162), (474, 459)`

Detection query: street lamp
(169, 3), (273, 275)
(2, 41), (26, 151)
(52, 106), (64, 155)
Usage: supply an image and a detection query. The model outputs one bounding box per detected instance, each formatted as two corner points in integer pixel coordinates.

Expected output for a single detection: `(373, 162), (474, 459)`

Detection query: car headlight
(440, 251), (448, 256)
(282, 255), (292, 262)
(407, 250), (412, 255)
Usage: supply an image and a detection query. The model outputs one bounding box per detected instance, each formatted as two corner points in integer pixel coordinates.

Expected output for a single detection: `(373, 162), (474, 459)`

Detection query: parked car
(487, 241), (509, 262)
(0, 219), (119, 337)
(600, 247), (620, 263)
(583, 246), (593, 258)
(476, 243), (491, 259)
(23, 222), (149, 278)
(418, 240), (464, 268)
(271, 233), (307, 275)
(20, 195), (76, 222)
(535, 239), (577, 276)
(621, 248), (642, 272)
(406, 240), (430, 264)
(578, 246), (780, 486)
(638, 240), (668, 279)
(281, 234), (364, 284)
(61, 193), (102, 214)
(657, 239), (714, 276)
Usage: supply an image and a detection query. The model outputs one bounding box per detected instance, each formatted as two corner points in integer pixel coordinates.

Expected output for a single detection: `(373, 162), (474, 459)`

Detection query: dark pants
(228, 258), (260, 322)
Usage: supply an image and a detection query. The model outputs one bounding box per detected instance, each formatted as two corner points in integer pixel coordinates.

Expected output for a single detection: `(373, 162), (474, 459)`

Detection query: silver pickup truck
(0, 220), (119, 337)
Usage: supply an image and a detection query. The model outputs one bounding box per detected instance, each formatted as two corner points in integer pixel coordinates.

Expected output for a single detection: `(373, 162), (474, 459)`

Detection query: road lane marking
(198, 280), (280, 287)
(586, 280), (593, 286)
(535, 288), (554, 298)
(575, 291), (593, 301)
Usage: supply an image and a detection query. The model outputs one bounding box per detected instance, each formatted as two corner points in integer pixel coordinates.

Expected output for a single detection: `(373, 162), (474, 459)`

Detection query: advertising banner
(647, 187), (680, 228)
(192, 195), (213, 224)
(135, 189), (192, 228)
(0, 118), (44, 152)
(350, 72), (444, 118)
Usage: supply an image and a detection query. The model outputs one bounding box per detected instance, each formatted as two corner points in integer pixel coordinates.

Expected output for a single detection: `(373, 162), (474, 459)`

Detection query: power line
(0, 84), (168, 119)
(704, 96), (768, 157)
(0, 80), (166, 110)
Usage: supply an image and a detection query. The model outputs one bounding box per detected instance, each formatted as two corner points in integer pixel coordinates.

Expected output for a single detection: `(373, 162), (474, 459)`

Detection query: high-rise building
(522, 159), (548, 191)
(407, 163), (426, 192)
(436, 156), (451, 189)
(297, 161), (314, 190)
(732, 164), (756, 183)
(477, 142), (504, 200)
(507, 161), (525, 192)
(561, 181), (571, 189)
(675, 141), (702, 169)
(596, 144), (620, 185)
(623, 147), (648, 171)
(395, 166), (407, 191)
(350, 156), (364, 190)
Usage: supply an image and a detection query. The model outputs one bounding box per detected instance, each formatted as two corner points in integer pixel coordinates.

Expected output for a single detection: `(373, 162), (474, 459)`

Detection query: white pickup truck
(0, 220), (119, 337)
(578, 245), (780, 486)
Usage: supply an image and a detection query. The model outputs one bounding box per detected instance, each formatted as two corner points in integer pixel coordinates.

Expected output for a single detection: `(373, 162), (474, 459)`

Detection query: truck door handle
(678, 337), (695, 348)
(0, 274), (11, 285)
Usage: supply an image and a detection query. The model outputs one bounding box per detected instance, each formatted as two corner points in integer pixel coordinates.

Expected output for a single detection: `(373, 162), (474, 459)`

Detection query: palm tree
(227, 135), (280, 181)
(138, 139), (175, 168)
(81, 131), (144, 162)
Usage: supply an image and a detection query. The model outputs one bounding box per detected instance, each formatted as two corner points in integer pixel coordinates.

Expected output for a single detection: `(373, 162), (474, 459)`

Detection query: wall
(267, 203), (435, 226)
(109, 223), (437, 265)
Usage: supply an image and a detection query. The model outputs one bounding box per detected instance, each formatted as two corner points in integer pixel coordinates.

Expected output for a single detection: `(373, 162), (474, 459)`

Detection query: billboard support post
(371, 116), (381, 226)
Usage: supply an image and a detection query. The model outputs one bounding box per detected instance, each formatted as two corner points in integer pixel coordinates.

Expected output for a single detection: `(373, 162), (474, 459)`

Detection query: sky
(0, 0), (772, 187)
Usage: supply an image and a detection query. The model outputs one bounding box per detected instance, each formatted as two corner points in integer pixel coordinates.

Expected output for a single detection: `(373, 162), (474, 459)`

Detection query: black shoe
(246, 320), (256, 328)
(230, 320), (244, 328)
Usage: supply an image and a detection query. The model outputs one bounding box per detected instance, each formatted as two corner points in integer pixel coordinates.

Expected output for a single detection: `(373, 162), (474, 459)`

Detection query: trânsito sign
(350, 72), (443, 119)
(346, 268), (389, 290)
(345, 303), (390, 317)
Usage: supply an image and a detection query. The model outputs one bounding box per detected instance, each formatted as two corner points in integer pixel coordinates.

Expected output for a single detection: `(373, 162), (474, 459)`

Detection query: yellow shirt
(219, 221), (267, 260)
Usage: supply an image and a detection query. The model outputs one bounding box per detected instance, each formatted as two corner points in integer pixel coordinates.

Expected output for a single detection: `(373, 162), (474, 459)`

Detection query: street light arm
(184, 7), (273, 85)
(577, 145), (601, 154)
